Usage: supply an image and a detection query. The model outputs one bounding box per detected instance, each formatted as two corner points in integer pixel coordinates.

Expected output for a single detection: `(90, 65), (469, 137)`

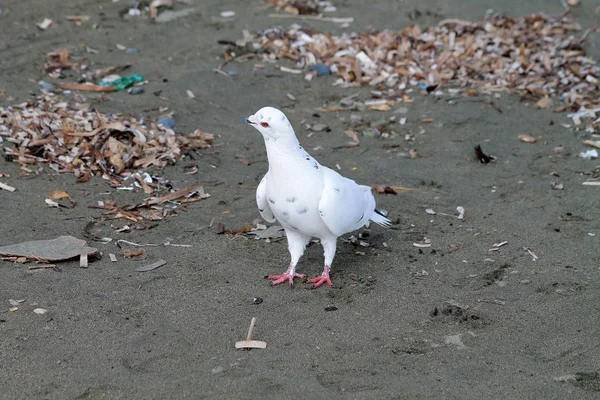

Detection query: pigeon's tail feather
(371, 209), (392, 228)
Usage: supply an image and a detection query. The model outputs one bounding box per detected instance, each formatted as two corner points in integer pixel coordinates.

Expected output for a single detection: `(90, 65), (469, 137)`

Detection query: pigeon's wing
(256, 174), (276, 223)
(318, 167), (376, 236)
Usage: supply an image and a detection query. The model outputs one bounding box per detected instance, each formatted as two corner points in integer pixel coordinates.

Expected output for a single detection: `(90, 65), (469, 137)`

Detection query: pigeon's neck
(264, 135), (314, 176)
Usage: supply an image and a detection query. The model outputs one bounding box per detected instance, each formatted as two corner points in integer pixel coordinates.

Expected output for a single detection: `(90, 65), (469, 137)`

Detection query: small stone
(128, 86), (145, 95)
(155, 8), (199, 23)
(252, 297), (263, 305)
(157, 117), (175, 129)
(362, 128), (380, 138)
(124, 47), (140, 54)
(311, 123), (328, 132)
(33, 308), (48, 315)
(324, 306), (338, 312)
(220, 11), (236, 18)
(38, 81), (55, 91)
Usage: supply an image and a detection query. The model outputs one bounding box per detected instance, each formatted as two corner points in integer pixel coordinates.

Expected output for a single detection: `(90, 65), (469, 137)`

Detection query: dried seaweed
(0, 94), (214, 183)
(230, 13), (599, 125)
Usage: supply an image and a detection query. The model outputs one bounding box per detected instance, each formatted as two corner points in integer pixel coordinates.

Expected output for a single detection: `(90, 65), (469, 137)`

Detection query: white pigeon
(243, 107), (391, 288)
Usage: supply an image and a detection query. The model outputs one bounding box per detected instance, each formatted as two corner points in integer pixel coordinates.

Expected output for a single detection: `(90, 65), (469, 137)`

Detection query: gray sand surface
(1, 1), (599, 399)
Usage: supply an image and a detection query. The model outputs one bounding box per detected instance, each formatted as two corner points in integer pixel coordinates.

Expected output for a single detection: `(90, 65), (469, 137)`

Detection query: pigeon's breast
(266, 169), (331, 237)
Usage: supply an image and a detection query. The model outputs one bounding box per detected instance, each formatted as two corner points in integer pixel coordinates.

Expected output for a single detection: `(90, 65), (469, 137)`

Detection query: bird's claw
(307, 265), (333, 288)
(267, 271), (305, 286)
(307, 275), (333, 288)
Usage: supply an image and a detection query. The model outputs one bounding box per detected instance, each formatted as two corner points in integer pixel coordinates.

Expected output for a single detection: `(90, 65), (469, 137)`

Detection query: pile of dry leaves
(229, 12), (599, 118)
(0, 93), (214, 183)
(265, 0), (335, 15)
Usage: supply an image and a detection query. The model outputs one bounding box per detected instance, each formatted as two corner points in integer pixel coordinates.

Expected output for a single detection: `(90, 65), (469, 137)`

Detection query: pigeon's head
(243, 107), (295, 142)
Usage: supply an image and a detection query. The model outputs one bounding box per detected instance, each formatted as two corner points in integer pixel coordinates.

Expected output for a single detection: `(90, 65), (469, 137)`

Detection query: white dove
(243, 107), (391, 288)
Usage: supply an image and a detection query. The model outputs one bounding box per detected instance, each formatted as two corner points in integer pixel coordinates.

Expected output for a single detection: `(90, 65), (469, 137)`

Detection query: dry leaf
(368, 104), (391, 111)
(583, 140), (600, 149)
(518, 134), (537, 143)
(371, 184), (398, 194)
(49, 190), (73, 202)
(150, 0), (173, 19)
(535, 97), (552, 109)
(123, 249), (147, 259)
(49, 190), (76, 207)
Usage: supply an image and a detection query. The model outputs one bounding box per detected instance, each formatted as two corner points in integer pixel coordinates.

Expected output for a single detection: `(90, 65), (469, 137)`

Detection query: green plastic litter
(98, 74), (144, 91)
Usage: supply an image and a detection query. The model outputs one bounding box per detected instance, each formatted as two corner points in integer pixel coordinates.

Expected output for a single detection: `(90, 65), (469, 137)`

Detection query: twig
(28, 264), (57, 270)
(246, 317), (256, 341)
(267, 13), (353, 24)
(116, 239), (159, 248)
(213, 68), (231, 77)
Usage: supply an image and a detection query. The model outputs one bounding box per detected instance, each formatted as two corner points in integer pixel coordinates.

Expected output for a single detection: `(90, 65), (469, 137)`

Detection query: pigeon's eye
(261, 122), (269, 128)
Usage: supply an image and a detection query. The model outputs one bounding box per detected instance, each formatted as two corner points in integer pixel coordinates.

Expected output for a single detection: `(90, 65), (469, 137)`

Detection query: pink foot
(267, 264), (305, 286)
(307, 265), (333, 288)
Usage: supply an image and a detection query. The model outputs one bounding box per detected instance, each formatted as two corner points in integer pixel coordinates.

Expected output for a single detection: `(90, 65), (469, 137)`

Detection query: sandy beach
(1, 0), (599, 398)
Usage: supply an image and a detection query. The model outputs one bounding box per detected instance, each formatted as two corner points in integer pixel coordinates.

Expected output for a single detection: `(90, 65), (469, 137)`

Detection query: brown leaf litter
(265, 0), (325, 16)
(228, 12), (600, 122)
(0, 93), (214, 184)
(86, 184), (210, 230)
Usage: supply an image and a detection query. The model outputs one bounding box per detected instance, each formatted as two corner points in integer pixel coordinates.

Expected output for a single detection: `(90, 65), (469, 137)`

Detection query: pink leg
(267, 264), (305, 286)
(307, 265), (333, 288)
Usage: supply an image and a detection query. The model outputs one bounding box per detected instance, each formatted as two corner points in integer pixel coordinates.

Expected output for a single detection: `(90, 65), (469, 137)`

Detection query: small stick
(246, 317), (256, 341)
(235, 317), (267, 349)
(267, 13), (354, 24)
(28, 264), (57, 270)
(0, 181), (16, 192)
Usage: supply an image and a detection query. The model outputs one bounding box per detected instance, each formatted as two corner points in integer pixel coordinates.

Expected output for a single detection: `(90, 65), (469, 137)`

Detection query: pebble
(309, 64), (332, 76)
(156, 8), (198, 23)
(38, 80), (55, 91)
(252, 297), (263, 305)
(33, 308), (48, 315)
(128, 86), (145, 95)
(124, 47), (140, 54)
(128, 8), (141, 17)
(310, 123), (328, 132)
(362, 128), (381, 137)
(157, 117), (175, 129)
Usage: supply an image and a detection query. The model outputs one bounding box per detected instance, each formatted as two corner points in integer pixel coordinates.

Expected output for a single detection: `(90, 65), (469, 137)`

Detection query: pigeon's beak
(242, 116), (255, 125)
